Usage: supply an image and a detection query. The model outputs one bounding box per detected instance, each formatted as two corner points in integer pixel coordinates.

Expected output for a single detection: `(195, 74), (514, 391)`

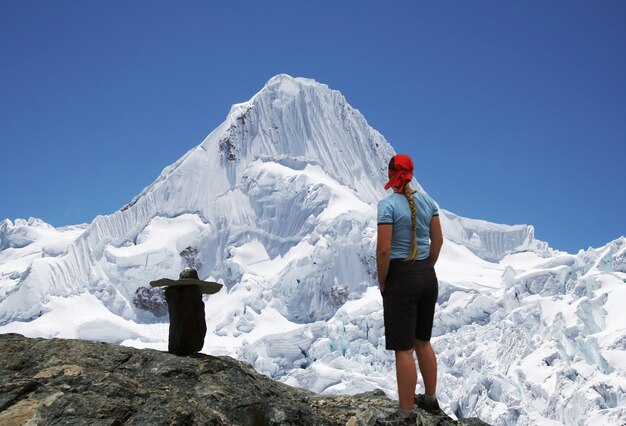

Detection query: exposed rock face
(180, 246), (203, 271)
(132, 286), (168, 317)
(0, 334), (490, 425)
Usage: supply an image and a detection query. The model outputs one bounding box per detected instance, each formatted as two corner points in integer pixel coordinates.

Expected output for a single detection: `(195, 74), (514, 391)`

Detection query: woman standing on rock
(375, 154), (444, 425)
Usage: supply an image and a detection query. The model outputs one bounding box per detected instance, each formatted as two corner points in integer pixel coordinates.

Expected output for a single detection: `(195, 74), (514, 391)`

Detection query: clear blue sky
(1, 1), (625, 253)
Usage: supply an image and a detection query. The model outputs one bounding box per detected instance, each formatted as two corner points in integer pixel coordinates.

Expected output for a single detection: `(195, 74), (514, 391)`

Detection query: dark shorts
(382, 259), (438, 350)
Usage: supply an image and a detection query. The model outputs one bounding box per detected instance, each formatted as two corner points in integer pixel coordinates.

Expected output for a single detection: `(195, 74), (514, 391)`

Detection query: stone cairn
(150, 269), (222, 355)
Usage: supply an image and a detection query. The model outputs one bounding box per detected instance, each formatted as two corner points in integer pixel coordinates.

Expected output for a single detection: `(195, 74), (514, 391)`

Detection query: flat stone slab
(149, 278), (222, 294)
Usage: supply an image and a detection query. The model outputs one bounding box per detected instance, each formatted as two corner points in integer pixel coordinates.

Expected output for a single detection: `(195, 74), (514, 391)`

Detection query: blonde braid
(403, 184), (419, 260)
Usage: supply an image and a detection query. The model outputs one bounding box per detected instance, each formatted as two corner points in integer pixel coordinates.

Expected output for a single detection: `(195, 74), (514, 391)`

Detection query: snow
(436, 239), (505, 289)
(500, 251), (549, 270)
(0, 218), (86, 283)
(104, 214), (209, 269)
(0, 293), (152, 344)
(1, 75), (625, 425)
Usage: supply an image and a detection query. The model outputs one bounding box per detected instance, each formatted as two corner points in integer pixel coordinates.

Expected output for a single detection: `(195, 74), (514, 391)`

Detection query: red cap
(384, 154), (414, 190)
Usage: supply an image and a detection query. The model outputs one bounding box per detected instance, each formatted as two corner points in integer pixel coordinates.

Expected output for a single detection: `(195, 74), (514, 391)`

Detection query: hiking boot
(414, 393), (444, 416)
(375, 410), (417, 425)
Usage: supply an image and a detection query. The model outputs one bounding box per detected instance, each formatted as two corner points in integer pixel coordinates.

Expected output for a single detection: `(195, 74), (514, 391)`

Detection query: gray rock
(0, 334), (491, 425)
(132, 286), (168, 317)
(180, 246), (202, 271)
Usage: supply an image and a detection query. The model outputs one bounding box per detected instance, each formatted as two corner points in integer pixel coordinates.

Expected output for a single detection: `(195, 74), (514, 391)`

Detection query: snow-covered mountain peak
(0, 76), (399, 326)
(0, 75), (549, 326)
(254, 74), (328, 104)
(200, 74), (395, 204)
(258, 74), (321, 98)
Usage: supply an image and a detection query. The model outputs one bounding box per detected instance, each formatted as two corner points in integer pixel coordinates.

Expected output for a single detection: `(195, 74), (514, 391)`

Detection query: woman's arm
(428, 215), (443, 266)
(376, 224), (393, 294)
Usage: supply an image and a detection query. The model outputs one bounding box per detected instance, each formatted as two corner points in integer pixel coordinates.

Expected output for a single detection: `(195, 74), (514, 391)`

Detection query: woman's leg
(395, 349), (417, 409)
(414, 339), (437, 396)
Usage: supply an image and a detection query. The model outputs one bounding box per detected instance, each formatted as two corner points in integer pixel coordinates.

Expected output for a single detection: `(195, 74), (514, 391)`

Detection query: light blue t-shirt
(377, 191), (440, 260)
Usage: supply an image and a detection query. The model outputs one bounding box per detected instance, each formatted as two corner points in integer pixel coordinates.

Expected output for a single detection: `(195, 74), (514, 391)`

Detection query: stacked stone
(150, 269), (222, 356)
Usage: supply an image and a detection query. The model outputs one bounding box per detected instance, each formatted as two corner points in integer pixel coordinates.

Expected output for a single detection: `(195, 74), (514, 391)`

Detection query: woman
(375, 154), (444, 425)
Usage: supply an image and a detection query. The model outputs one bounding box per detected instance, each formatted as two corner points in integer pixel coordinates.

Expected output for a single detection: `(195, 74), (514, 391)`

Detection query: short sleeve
(424, 193), (439, 217)
(377, 199), (394, 224)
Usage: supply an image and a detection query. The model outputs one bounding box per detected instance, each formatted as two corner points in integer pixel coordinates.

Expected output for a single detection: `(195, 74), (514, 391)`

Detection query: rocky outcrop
(132, 286), (168, 317)
(0, 334), (489, 425)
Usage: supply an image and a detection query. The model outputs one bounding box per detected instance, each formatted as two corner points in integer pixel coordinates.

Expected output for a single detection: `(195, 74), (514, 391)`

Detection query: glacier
(1, 74), (624, 426)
